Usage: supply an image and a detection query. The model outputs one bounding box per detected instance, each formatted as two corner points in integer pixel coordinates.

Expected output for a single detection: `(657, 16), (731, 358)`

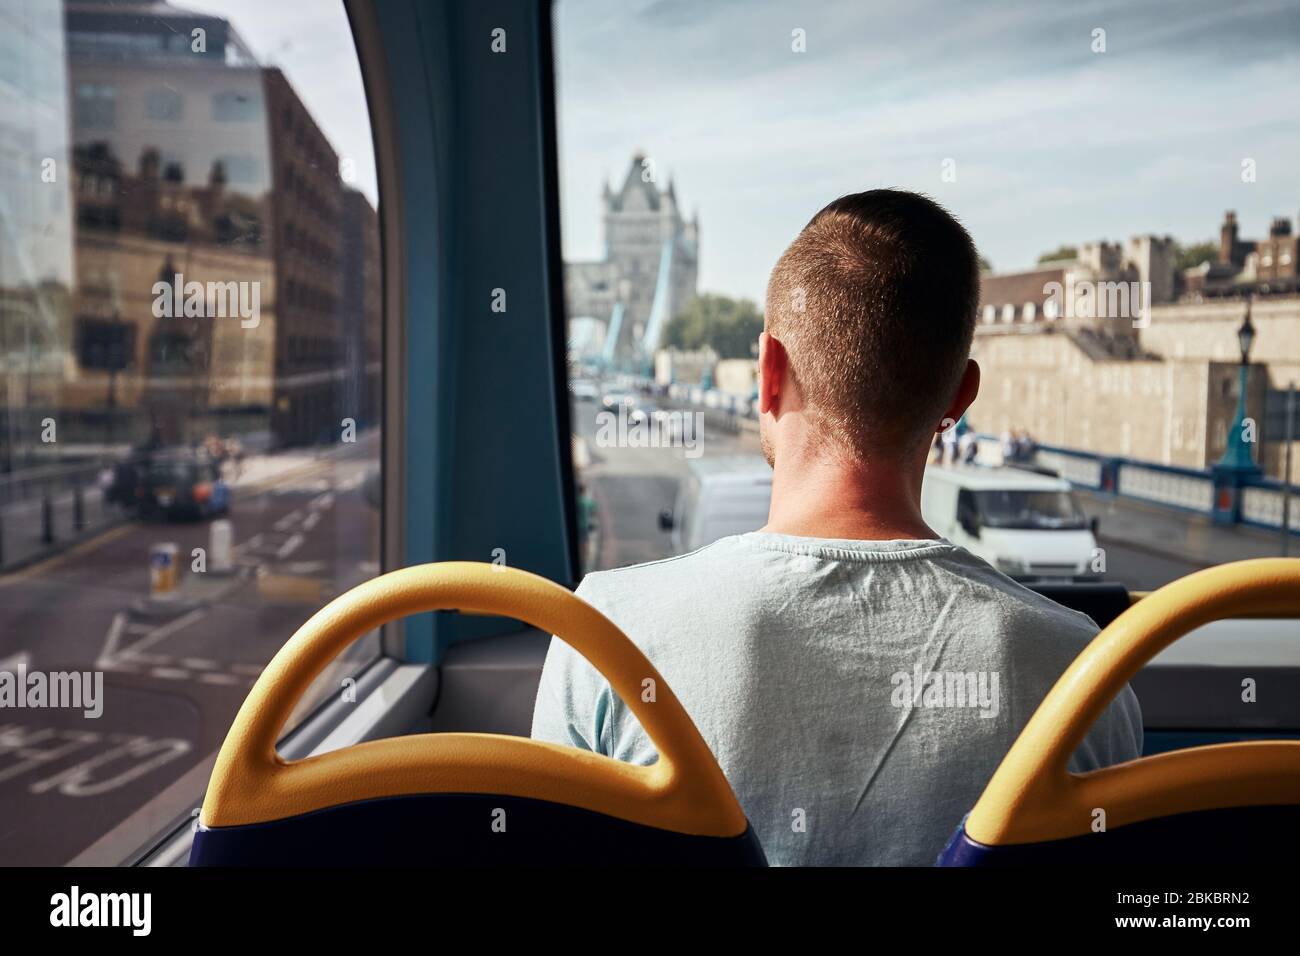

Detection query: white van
(660, 455), (772, 554)
(921, 465), (1100, 581)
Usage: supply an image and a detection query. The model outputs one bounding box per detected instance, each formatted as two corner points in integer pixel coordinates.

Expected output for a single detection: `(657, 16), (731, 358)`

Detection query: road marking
(256, 573), (322, 602)
(273, 510), (304, 532)
(0, 651), (32, 672)
(115, 608), (205, 662)
(96, 608), (204, 673)
(19, 729), (193, 797)
(198, 673), (241, 686)
(275, 533), (304, 559)
(0, 524), (135, 586)
(149, 668), (190, 681)
(0, 725), (102, 785)
(96, 614), (127, 669)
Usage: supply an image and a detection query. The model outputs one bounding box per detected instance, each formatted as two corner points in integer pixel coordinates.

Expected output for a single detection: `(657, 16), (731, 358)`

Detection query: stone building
(55, 0), (374, 450)
(970, 325), (1268, 473)
(978, 235), (1177, 336)
(264, 66), (346, 446)
(1184, 211), (1300, 298)
(340, 187), (382, 430)
(970, 217), (1300, 480)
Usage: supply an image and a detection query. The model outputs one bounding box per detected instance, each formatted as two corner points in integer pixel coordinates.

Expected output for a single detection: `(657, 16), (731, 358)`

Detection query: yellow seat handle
(200, 562), (747, 837)
(967, 557), (1300, 846)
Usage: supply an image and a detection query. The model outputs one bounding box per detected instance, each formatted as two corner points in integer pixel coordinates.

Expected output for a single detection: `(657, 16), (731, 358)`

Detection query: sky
(555, 0), (1300, 302)
(200, 0), (1300, 304)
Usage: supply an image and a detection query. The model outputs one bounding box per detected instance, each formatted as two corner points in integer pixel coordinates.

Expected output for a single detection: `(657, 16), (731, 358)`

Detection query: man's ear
(758, 331), (787, 415)
(938, 359), (980, 430)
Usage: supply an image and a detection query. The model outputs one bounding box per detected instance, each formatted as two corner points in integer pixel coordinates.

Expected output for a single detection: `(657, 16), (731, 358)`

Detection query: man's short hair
(765, 189), (980, 459)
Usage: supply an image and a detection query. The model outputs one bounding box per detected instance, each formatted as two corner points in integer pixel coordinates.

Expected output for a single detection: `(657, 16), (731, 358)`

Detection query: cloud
(558, 0), (1300, 297)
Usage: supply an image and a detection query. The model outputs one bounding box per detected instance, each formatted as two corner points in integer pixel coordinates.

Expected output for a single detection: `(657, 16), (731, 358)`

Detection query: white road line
(120, 651), (169, 666)
(273, 510), (304, 532)
(94, 613), (128, 669)
(149, 668), (190, 681)
(275, 534), (305, 559)
(110, 608), (206, 665)
(198, 673), (242, 686)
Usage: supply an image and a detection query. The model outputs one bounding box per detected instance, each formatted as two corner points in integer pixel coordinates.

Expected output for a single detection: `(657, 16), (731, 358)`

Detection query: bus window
(554, 0), (1300, 598)
(552, 0), (1300, 752)
(0, 0), (382, 864)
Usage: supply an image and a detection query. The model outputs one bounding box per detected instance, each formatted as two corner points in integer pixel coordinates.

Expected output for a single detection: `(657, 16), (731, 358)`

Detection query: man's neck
(761, 448), (936, 541)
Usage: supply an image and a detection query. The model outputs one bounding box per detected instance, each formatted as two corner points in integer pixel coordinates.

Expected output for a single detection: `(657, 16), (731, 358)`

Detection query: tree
(660, 293), (763, 359)
(978, 255), (994, 274)
(1037, 245), (1077, 264)
(1174, 240), (1218, 273)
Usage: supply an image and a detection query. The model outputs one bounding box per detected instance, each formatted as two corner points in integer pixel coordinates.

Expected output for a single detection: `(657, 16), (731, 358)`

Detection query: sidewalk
(1078, 489), (1296, 567)
(0, 485), (122, 572)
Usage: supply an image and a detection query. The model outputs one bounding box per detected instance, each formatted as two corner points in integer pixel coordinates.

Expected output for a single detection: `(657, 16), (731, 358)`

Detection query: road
(573, 396), (761, 569)
(0, 433), (380, 865)
(572, 395), (1214, 591)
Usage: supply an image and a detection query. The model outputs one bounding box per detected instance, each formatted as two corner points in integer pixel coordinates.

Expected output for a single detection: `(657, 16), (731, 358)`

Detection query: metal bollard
(209, 518), (234, 574)
(74, 482), (85, 532)
(41, 495), (54, 544)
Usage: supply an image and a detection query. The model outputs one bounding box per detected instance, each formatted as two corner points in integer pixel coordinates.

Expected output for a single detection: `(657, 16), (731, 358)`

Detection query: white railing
(1117, 462), (1214, 512)
(1241, 485), (1300, 531)
(1035, 449), (1104, 489)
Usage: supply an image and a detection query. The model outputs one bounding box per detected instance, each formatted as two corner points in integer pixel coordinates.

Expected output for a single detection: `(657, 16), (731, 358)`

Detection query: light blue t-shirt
(531, 532), (1143, 866)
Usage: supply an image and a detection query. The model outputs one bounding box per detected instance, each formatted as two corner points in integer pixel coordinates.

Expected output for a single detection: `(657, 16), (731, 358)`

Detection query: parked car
(569, 380), (600, 402)
(137, 452), (231, 521)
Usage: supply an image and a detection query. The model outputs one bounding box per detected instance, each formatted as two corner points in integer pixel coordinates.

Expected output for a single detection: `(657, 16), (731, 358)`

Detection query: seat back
(190, 562), (766, 866)
(939, 559), (1300, 866)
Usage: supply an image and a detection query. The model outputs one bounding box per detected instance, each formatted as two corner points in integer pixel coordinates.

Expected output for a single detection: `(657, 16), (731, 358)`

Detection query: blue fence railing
(626, 374), (1297, 535)
(977, 436), (1297, 534)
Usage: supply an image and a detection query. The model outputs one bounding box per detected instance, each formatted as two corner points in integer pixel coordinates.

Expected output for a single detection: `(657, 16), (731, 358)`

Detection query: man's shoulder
(577, 537), (743, 602)
(942, 550), (1103, 646)
(571, 536), (767, 645)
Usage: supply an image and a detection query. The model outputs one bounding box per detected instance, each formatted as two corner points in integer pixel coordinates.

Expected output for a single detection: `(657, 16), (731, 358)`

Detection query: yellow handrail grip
(967, 558), (1300, 846)
(200, 562), (748, 838)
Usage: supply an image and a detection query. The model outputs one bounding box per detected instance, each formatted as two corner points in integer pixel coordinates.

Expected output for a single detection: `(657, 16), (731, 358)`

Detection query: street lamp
(1216, 295), (1258, 471)
(1237, 302), (1255, 365)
